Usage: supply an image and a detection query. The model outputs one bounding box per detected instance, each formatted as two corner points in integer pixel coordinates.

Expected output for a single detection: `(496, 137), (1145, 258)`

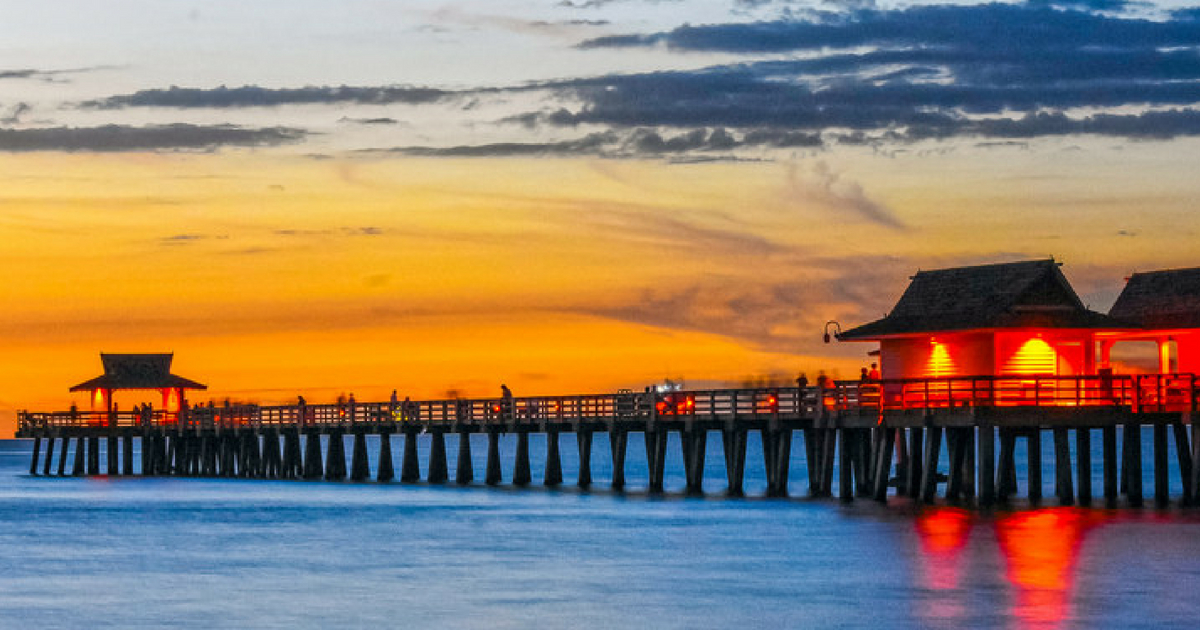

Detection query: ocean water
(1, 431), (1199, 629)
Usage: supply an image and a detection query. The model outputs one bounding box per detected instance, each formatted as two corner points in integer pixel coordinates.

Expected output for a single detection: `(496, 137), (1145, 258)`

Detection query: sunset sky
(4, 0), (1200, 434)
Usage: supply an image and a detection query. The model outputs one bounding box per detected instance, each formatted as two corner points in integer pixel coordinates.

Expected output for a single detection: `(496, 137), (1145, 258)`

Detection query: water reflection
(995, 508), (1099, 630)
(914, 507), (1107, 630)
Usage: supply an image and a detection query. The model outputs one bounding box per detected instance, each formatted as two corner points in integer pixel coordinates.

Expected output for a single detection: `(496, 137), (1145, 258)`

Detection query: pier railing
(17, 373), (1198, 433)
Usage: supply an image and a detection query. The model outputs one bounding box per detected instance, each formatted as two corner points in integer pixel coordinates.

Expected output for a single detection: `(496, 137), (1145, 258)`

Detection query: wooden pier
(16, 374), (1200, 507)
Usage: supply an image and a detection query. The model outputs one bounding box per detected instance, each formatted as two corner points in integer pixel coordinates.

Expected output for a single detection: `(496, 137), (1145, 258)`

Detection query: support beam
(723, 429), (747, 497)
(919, 426), (941, 504)
(486, 430), (502, 486)
(1154, 422), (1169, 507)
(30, 435), (41, 475)
(42, 436), (54, 477)
(1126, 422), (1143, 507)
(803, 427), (818, 496)
(456, 431), (473, 485)
(59, 436), (71, 476)
(1027, 428), (1042, 503)
(1103, 425), (1118, 503)
(377, 432), (394, 482)
(610, 429), (627, 491)
(646, 429), (665, 493)
(325, 431), (345, 481)
(88, 437), (100, 476)
(838, 428), (853, 502)
(577, 430), (593, 489)
(1076, 428), (1092, 506)
(428, 431), (448, 483)
(544, 431), (562, 486)
(683, 428), (706, 495)
(872, 427), (895, 502)
(107, 435), (119, 475)
(1173, 422), (1193, 506)
(350, 431), (370, 481)
(979, 424), (995, 506)
(1053, 427), (1074, 506)
(303, 431), (323, 480)
(908, 427), (924, 499)
(73, 436), (86, 476)
(514, 431), (531, 487)
(123, 434), (134, 476)
(946, 429), (966, 501)
(401, 429), (420, 482)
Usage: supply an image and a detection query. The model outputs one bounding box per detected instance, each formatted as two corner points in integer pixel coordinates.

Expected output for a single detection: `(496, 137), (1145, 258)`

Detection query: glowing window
(925, 341), (958, 378)
(1003, 337), (1057, 375)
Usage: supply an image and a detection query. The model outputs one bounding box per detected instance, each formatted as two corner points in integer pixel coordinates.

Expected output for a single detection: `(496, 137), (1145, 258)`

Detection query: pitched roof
(69, 353), (207, 392)
(1109, 267), (1200, 329)
(839, 259), (1124, 339)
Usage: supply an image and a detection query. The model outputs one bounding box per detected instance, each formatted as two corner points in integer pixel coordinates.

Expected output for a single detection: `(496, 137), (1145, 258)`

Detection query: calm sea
(1, 431), (1199, 629)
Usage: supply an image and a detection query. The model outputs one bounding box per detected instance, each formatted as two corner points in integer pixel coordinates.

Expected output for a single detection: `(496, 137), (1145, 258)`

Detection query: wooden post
(723, 429), (747, 497)
(401, 429), (420, 482)
(544, 430), (562, 486)
(774, 429), (792, 498)
(838, 428), (853, 502)
(1076, 428), (1092, 506)
(1027, 428), (1042, 502)
(88, 436), (100, 475)
(122, 433), (133, 476)
(946, 429), (965, 501)
(41, 436), (54, 477)
(350, 431), (370, 481)
(803, 427), (818, 497)
(1126, 422), (1144, 507)
(1154, 421), (1169, 507)
(1172, 422), (1193, 505)
(72, 436), (85, 476)
(303, 431), (323, 480)
(29, 435), (42, 475)
(377, 431), (394, 482)
(646, 428), (666, 493)
(107, 435), (119, 475)
(919, 426), (941, 503)
(610, 429), (627, 490)
(486, 430), (503, 486)
(908, 427), (924, 499)
(1192, 422), (1200, 505)
(1103, 425), (1118, 503)
(1053, 427), (1074, 505)
(428, 431), (448, 483)
(979, 424), (995, 506)
(60, 435), (71, 476)
(514, 431), (532, 486)
(456, 430), (473, 484)
(763, 429), (781, 495)
(997, 429), (1014, 500)
(577, 429), (593, 488)
(894, 428), (910, 496)
(684, 428), (706, 495)
(872, 427), (895, 502)
(325, 430), (345, 480)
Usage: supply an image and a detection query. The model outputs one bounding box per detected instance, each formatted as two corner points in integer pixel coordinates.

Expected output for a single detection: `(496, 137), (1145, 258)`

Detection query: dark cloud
(0, 65), (116, 82)
(541, 4), (1200, 143)
(0, 124), (304, 152)
(83, 85), (456, 109)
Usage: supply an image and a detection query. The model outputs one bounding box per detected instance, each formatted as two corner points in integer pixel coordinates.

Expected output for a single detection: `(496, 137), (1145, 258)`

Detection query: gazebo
(69, 353), (206, 421)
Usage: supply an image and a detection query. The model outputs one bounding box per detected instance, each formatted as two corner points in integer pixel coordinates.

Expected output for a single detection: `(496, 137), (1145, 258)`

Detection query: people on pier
(860, 367), (870, 382)
(501, 384), (514, 419)
(796, 373), (809, 390)
(868, 363), (880, 380)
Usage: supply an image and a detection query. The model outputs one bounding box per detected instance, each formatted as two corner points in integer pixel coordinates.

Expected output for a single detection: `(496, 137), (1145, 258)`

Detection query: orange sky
(4, 142), (1199, 436)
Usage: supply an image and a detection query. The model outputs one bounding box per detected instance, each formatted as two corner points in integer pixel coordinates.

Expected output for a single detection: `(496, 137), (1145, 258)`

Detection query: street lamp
(823, 320), (842, 344)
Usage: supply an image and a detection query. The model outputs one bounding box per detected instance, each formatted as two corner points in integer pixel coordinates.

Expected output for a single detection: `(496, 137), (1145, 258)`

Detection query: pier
(17, 373), (1200, 507)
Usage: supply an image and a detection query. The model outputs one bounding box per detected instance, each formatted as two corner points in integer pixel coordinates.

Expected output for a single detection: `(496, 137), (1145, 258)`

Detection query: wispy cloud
(0, 124), (304, 152)
(82, 85), (458, 109)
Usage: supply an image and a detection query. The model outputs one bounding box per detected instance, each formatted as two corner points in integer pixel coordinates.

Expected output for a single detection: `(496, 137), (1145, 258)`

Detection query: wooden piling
(1192, 422), (1200, 505)
(42, 436), (54, 477)
(72, 436), (85, 476)
(979, 424), (995, 505)
(946, 429), (965, 501)
(325, 431), (345, 480)
(604, 429), (624, 490)
(514, 431), (532, 486)
(803, 427), (818, 496)
(895, 428), (910, 496)
(377, 432), (394, 482)
(350, 431), (370, 481)
(872, 427), (895, 502)
(908, 427), (924, 499)
(683, 428), (707, 495)
(1153, 422), (1169, 507)
(88, 437), (100, 475)
(428, 431), (448, 483)
(486, 430), (503, 486)
(578, 429), (593, 488)
(1076, 428), (1092, 505)
(456, 430), (473, 484)
(646, 429), (666, 493)
(1126, 422), (1144, 507)
(29, 435), (41, 475)
(303, 431), (323, 480)
(723, 429), (747, 497)
(1103, 425), (1118, 503)
(107, 436), (119, 475)
(1053, 427), (1074, 505)
(919, 426), (941, 503)
(401, 429), (420, 482)
(59, 436), (71, 476)
(838, 428), (853, 502)
(544, 431), (562, 486)
(122, 434), (133, 476)
(1172, 422), (1192, 505)
(1027, 428), (1042, 502)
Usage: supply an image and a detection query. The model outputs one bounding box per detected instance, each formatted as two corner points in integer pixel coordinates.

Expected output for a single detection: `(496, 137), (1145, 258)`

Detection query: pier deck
(16, 374), (1200, 507)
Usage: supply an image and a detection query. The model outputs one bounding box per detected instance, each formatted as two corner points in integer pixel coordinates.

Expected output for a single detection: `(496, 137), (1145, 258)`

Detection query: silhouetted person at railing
(403, 396), (417, 422)
(501, 384), (514, 420)
(816, 372), (830, 389)
(860, 367), (870, 382)
(868, 363), (880, 380)
(796, 373), (808, 390)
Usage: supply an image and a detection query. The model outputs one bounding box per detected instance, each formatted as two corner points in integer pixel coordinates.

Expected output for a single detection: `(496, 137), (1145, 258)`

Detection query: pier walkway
(17, 374), (1200, 507)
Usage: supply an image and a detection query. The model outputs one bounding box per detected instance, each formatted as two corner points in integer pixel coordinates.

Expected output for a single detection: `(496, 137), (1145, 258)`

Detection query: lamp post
(824, 320), (842, 344)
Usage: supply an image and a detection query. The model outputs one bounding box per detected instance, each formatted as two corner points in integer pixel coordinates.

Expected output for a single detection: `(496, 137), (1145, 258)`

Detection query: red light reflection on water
(994, 508), (1099, 630)
(914, 507), (975, 624)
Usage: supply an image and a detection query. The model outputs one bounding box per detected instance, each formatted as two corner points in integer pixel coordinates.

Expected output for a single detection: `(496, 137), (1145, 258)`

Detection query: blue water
(2, 431), (1199, 629)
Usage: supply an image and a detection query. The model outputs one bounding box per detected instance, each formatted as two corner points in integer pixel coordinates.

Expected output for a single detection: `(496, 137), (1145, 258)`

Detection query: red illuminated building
(70, 353), (206, 421)
(1107, 266), (1200, 374)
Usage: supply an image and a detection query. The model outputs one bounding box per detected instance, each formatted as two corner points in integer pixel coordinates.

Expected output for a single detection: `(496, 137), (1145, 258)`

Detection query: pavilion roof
(68, 353), (207, 392)
(839, 259), (1125, 340)
(1109, 266), (1200, 329)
